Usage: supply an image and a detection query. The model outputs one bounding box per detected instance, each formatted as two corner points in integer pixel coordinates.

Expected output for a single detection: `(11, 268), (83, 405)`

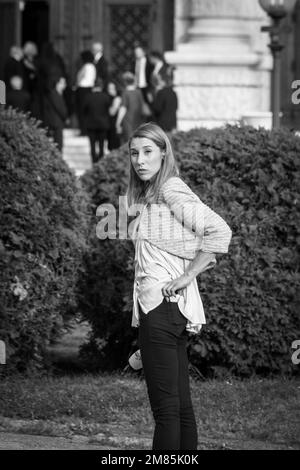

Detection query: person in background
(133, 44), (153, 105)
(152, 73), (178, 132)
(43, 76), (68, 152)
(37, 42), (67, 122)
(106, 80), (122, 151)
(76, 50), (97, 135)
(148, 51), (171, 85)
(116, 71), (145, 143)
(22, 41), (38, 96)
(38, 42), (66, 93)
(92, 42), (109, 86)
(4, 46), (24, 89)
(6, 75), (30, 113)
(22, 41), (40, 118)
(148, 51), (175, 105)
(127, 122), (232, 450)
(83, 77), (111, 163)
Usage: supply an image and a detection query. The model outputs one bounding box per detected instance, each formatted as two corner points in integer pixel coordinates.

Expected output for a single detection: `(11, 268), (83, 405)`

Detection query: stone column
(166, 0), (272, 130)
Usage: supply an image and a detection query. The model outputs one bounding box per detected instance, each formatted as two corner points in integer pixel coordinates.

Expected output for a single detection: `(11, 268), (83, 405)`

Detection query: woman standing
(116, 72), (145, 143)
(126, 123), (232, 450)
(76, 50), (96, 135)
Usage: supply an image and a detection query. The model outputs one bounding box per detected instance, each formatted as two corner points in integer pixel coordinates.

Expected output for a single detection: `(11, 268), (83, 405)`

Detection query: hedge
(0, 107), (91, 372)
(80, 124), (300, 376)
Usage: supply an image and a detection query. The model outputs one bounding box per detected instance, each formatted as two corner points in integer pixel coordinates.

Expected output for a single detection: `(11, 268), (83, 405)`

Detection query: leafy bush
(78, 151), (136, 371)
(0, 107), (91, 372)
(80, 124), (300, 376)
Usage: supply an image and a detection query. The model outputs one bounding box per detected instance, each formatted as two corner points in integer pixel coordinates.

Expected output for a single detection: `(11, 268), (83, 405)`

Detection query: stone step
(64, 137), (90, 145)
(64, 151), (91, 160)
(64, 149), (91, 155)
(62, 128), (92, 177)
(63, 128), (81, 137)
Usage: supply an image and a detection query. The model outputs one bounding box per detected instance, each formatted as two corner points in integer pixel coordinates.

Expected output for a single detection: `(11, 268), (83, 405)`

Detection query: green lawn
(0, 373), (299, 449)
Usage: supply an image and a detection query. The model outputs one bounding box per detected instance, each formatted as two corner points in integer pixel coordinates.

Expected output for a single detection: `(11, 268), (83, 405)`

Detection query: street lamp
(259, 0), (297, 129)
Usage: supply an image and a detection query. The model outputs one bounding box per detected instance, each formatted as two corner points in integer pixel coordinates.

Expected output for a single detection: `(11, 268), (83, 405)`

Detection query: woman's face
(130, 137), (164, 182)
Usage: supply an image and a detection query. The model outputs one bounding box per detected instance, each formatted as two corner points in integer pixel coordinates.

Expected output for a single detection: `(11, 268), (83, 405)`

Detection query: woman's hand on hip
(162, 273), (194, 299)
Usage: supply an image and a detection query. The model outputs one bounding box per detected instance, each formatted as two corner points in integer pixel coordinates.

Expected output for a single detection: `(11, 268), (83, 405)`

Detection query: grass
(0, 373), (299, 449)
(0, 324), (299, 449)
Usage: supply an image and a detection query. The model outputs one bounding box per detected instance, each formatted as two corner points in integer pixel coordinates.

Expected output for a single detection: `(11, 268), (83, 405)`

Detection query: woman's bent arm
(162, 177), (232, 253)
(162, 250), (216, 298)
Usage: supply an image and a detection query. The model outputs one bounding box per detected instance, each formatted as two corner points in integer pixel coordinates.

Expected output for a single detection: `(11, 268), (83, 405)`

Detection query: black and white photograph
(0, 0), (299, 456)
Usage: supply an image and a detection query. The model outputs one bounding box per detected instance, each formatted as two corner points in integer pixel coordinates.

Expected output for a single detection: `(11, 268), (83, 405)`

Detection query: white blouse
(132, 237), (206, 334)
(76, 63), (97, 88)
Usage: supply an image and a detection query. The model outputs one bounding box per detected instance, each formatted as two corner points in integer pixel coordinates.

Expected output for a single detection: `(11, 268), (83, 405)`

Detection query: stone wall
(166, 0), (272, 129)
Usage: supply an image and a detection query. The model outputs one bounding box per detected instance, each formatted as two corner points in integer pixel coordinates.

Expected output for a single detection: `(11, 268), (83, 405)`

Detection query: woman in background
(76, 50), (96, 135)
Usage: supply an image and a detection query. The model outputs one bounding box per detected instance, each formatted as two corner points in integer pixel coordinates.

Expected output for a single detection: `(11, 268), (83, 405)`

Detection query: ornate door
(104, 1), (153, 82)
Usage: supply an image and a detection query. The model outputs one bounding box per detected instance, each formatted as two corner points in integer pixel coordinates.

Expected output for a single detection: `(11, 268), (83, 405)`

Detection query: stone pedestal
(166, 0), (272, 130)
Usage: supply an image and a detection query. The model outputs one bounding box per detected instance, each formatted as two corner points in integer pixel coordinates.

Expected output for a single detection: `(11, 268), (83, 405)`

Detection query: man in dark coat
(152, 75), (178, 132)
(92, 42), (109, 86)
(83, 77), (111, 163)
(133, 45), (153, 105)
(43, 76), (68, 151)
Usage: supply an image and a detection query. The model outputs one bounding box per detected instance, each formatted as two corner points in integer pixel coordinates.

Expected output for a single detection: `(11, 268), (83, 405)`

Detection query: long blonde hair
(126, 122), (179, 206)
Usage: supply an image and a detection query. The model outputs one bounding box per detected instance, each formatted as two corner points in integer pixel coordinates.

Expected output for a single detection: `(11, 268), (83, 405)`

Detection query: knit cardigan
(132, 176), (232, 260)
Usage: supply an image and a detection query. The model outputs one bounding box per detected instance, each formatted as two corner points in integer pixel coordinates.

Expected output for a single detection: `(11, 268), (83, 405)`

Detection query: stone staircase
(62, 129), (92, 177)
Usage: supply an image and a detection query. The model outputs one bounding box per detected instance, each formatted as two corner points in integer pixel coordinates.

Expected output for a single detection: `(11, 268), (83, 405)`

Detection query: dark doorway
(0, 1), (17, 80)
(22, 1), (49, 51)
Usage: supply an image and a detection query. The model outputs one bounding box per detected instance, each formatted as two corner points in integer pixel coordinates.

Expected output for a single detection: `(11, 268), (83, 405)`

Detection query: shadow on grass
(45, 320), (92, 374)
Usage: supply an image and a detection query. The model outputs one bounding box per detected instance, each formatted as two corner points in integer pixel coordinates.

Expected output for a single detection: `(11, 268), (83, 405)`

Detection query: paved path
(0, 432), (116, 450)
(1, 429), (297, 451)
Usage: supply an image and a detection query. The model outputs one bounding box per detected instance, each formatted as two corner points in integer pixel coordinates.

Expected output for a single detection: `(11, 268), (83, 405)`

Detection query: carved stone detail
(177, 86), (264, 120)
(190, 0), (265, 19)
(175, 67), (263, 86)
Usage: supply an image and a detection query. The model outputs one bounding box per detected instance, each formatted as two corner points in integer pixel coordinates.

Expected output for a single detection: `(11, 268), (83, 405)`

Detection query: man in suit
(133, 45), (153, 105)
(92, 42), (109, 86)
(83, 77), (111, 163)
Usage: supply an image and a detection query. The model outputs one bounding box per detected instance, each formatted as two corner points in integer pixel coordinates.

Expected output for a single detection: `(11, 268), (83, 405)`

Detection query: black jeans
(87, 129), (107, 163)
(138, 298), (198, 450)
(76, 87), (92, 134)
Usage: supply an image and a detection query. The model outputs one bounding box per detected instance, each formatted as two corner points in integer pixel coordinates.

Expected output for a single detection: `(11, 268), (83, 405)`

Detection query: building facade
(0, 0), (299, 129)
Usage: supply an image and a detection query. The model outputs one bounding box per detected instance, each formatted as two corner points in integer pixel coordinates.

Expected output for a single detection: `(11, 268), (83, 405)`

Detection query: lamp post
(259, 0), (297, 129)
